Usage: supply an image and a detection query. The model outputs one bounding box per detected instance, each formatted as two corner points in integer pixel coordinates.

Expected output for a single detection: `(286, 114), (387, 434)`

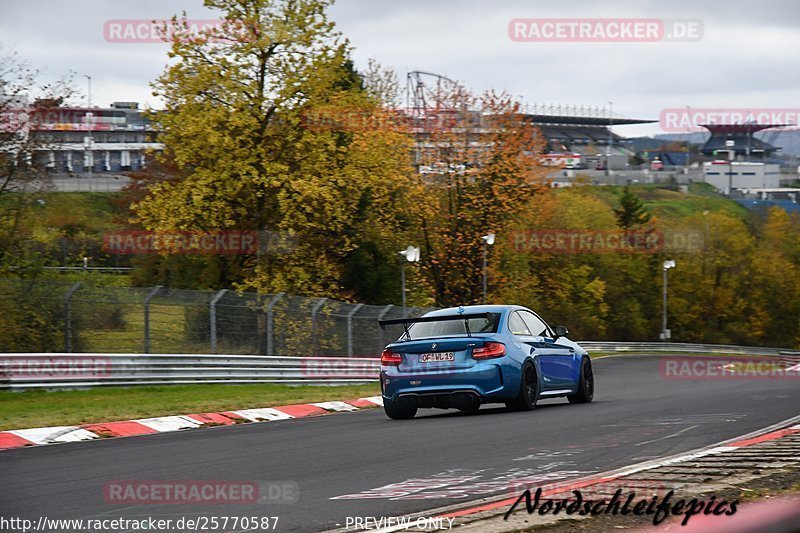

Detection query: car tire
(458, 403), (481, 414)
(506, 361), (538, 411)
(568, 356), (594, 404)
(384, 398), (418, 420)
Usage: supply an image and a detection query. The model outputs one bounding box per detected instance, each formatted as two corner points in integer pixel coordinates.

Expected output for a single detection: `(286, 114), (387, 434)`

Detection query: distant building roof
(523, 114), (656, 127)
(701, 124), (787, 133)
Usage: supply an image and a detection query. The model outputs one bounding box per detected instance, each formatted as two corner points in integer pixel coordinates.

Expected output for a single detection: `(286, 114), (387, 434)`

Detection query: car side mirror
(554, 325), (569, 339)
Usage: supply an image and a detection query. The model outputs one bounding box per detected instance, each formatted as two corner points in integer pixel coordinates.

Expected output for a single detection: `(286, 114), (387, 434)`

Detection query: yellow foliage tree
(132, 0), (419, 299)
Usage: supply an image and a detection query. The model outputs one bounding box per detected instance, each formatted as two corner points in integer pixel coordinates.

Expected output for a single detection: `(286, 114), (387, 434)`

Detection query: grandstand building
(404, 72), (656, 174)
(520, 107), (656, 170)
(27, 101), (163, 175)
(407, 104), (656, 173)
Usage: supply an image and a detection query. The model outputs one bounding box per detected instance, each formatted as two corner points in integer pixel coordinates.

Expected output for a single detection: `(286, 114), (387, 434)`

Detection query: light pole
(481, 233), (495, 304)
(398, 246), (420, 313)
(661, 259), (676, 341)
(685, 105), (691, 174)
(606, 101), (613, 177)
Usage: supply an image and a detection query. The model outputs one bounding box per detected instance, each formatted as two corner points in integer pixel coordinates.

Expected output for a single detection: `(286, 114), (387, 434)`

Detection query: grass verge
(0, 383), (381, 430)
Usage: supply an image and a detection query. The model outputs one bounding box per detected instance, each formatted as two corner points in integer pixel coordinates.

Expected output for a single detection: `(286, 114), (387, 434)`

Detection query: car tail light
(381, 348), (402, 366)
(472, 342), (506, 360)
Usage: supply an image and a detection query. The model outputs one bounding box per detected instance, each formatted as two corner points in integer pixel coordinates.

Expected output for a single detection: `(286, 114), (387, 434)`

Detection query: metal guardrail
(580, 341), (788, 355)
(0, 343), (797, 390)
(580, 342), (800, 370)
(0, 353), (381, 390)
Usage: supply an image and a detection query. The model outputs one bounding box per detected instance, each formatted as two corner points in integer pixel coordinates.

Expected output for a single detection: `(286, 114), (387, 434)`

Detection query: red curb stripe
(444, 476), (620, 518)
(1, 396), (378, 451)
(83, 421), (158, 438)
(0, 432), (36, 450)
(727, 428), (800, 448)
(273, 404), (328, 418)
(347, 399), (379, 408)
(220, 411), (250, 422)
(186, 413), (238, 426)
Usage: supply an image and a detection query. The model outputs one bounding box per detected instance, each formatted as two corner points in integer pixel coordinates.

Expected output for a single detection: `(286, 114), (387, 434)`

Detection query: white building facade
(703, 161), (780, 194)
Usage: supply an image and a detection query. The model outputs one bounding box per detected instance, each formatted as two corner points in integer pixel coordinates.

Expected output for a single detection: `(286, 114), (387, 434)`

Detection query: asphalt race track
(1, 355), (798, 532)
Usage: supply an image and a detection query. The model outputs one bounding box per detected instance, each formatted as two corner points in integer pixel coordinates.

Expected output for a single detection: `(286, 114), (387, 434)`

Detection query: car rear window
(403, 314), (499, 339)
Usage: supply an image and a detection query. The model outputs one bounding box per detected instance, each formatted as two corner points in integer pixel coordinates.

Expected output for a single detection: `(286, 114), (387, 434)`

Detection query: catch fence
(0, 280), (431, 356)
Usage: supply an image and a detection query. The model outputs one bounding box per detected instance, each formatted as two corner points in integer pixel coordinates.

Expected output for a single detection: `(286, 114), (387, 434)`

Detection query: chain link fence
(0, 279), (434, 356)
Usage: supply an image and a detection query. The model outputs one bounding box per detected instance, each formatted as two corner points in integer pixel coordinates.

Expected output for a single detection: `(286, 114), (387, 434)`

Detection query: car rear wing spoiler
(378, 312), (498, 338)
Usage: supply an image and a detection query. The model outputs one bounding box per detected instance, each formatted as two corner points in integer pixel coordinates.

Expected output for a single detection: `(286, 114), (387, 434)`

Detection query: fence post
(310, 298), (328, 357)
(63, 282), (82, 353)
(377, 304), (394, 354)
(346, 303), (364, 357)
(209, 289), (228, 354)
(265, 293), (284, 356)
(143, 285), (162, 354)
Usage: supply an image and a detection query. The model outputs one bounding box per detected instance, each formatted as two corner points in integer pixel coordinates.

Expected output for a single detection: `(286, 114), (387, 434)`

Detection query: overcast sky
(1, 0), (798, 136)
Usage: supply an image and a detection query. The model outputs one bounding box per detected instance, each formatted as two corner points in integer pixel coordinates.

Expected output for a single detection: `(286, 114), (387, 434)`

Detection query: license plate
(420, 352), (455, 363)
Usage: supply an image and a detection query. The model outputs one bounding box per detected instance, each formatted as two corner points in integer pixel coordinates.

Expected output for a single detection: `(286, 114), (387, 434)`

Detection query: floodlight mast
(84, 75), (93, 180)
(405, 71), (466, 170)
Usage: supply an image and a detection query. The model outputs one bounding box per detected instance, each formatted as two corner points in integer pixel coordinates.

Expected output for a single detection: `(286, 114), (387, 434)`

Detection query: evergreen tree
(614, 186), (651, 229)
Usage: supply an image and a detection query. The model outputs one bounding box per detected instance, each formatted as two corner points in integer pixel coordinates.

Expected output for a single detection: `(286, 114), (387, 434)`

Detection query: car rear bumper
(380, 364), (511, 404)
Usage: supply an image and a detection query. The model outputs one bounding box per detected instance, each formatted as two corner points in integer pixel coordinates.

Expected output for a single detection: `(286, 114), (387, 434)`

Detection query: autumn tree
(0, 44), (75, 273)
(132, 0), (418, 300)
(415, 90), (550, 306)
(666, 210), (756, 343)
(494, 188), (613, 339)
(746, 207), (800, 346)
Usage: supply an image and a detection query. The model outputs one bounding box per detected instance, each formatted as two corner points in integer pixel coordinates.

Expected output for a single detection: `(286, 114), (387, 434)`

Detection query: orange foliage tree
(413, 90), (550, 306)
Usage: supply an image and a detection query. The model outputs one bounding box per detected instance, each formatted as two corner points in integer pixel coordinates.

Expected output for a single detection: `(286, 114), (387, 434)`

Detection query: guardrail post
(209, 289), (228, 354)
(63, 282), (82, 353)
(265, 293), (284, 356)
(377, 304), (394, 353)
(346, 303), (364, 357)
(143, 286), (162, 354)
(310, 298), (328, 357)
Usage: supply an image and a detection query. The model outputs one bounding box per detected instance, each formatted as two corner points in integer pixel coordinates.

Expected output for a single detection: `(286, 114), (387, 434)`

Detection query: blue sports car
(378, 305), (594, 419)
